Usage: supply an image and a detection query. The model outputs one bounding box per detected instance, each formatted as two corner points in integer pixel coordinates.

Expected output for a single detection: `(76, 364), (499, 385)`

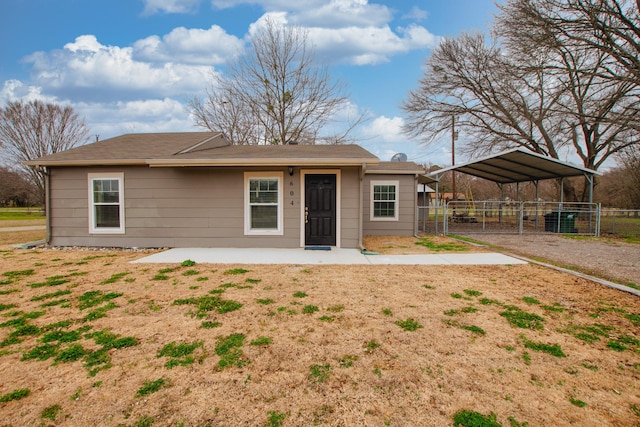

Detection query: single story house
(26, 132), (426, 249)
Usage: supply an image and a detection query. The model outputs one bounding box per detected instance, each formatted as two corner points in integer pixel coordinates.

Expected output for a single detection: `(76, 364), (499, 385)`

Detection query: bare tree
(191, 18), (361, 145)
(0, 100), (90, 205)
(402, 33), (566, 159)
(0, 166), (38, 207)
(402, 2), (640, 184)
(617, 144), (640, 208)
(497, 0), (640, 83)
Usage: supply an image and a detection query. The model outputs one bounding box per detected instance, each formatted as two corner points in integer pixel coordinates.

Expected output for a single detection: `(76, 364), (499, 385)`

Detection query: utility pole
(451, 115), (456, 204)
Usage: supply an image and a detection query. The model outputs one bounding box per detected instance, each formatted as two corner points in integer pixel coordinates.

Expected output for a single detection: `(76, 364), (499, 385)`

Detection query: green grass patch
(100, 272), (129, 285)
(250, 336), (272, 346)
(500, 307), (545, 330)
(55, 343), (88, 363)
(606, 340), (628, 352)
(625, 313), (640, 326)
(257, 298), (274, 305)
(245, 278), (261, 284)
(542, 303), (565, 313)
(461, 324), (486, 335)
(521, 335), (566, 357)
(28, 275), (70, 288)
(182, 269), (199, 276)
(215, 333), (247, 369)
(78, 290), (123, 310)
(326, 305), (344, 312)
(364, 340), (380, 353)
(338, 354), (358, 368)
(158, 341), (204, 369)
(464, 289), (482, 297)
(293, 291), (308, 298)
(308, 364), (331, 383)
(41, 330), (81, 344)
(522, 296), (540, 305)
(21, 343), (59, 361)
(88, 329), (138, 350)
(40, 404), (62, 421)
(381, 308), (393, 316)
(0, 388), (30, 403)
(181, 259), (196, 267)
(452, 410), (501, 427)
(415, 237), (468, 252)
(264, 411), (286, 427)
(569, 396), (587, 407)
(0, 303), (17, 312)
(302, 305), (319, 314)
(395, 318), (423, 331)
(83, 348), (112, 377)
(135, 378), (166, 397)
(173, 295), (243, 317)
(224, 268), (249, 275)
(2, 269), (35, 280)
(31, 290), (72, 301)
(201, 321), (221, 329)
(82, 302), (118, 322)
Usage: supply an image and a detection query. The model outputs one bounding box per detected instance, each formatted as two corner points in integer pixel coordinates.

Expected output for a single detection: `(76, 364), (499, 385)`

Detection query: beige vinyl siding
(339, 168), (360, 248)
(49, 166), (301, 248)
(362, 174), (416, 236)
(48, 165), (362, 248)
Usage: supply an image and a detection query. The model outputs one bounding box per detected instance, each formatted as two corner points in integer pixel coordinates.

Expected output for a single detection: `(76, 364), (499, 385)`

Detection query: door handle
(305, 206), (309, 223)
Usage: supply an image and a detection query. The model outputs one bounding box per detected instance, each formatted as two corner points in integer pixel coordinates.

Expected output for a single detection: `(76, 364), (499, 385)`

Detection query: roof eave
(146, 158), (380, 167)
(24, 159), (148, 167)
(365, 169), (425, 175)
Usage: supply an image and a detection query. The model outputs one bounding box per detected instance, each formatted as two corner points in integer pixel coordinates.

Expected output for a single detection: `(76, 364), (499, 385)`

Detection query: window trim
(370, 180), (399, 221)
(244, 172), (284, 236)
(88, 172), (125, 234)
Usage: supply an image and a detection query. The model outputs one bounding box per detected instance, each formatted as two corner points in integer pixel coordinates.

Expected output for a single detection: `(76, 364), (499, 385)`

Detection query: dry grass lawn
(0, 237), (639, 426)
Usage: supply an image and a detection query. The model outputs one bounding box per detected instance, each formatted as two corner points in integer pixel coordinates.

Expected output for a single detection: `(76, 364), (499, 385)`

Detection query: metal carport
(422, 148), (602, 234)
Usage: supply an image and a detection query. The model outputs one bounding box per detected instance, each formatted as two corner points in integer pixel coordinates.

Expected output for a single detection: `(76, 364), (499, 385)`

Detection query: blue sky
(1, 0), (498, 165)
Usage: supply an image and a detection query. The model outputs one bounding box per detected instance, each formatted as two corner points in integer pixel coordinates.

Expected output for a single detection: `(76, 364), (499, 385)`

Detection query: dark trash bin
(544, 211), (578, 233)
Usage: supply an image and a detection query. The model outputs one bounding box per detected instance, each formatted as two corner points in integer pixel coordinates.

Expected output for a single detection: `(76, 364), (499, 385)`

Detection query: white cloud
(1, 80), (57, 104)
(402, 6), (428, 22)
(142, 0), (201, 14)
(24, 35), (216, 102)
(308, 25), (439, 65)
(361, 115), (407, 142)
(76, 98), (198, 140)
(133, 25), (244, 65)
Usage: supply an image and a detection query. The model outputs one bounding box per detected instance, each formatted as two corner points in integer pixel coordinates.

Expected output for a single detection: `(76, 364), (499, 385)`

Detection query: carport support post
(534, 180), (540, 230)
(498, 184), (504, 224)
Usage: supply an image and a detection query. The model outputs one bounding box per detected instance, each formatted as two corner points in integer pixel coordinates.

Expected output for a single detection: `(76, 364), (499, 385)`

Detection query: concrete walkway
(0, 225), (46, 232)
(132, 248), (527, 265)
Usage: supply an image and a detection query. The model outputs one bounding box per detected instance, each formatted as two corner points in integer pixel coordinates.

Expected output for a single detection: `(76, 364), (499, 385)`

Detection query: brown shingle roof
(25, 132), (380, 167)
(365, 161), (425, 174)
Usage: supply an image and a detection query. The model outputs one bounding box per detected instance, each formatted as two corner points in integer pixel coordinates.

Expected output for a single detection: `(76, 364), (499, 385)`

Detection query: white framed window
(88, 173), (125, 234)
(371, 180), (399, 221)
(244, 172), (283, 235)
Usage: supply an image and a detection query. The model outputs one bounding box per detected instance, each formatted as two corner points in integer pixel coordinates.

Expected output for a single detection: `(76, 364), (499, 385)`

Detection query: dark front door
(305, 174), (337, 246)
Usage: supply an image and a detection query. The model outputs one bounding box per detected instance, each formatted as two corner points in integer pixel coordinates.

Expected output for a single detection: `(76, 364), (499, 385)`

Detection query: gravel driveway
(467, 234), (640, 286)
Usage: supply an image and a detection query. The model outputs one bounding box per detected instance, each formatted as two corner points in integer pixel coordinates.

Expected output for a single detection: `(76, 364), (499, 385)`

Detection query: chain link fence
(418, 201), (605, 236)
(599, 209), (640, 238)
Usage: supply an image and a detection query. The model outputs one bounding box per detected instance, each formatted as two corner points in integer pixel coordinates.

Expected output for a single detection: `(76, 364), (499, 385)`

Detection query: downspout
(43, 167), (51, 245)
(357, 163), (366, 251)
(413, 174), (420, 238)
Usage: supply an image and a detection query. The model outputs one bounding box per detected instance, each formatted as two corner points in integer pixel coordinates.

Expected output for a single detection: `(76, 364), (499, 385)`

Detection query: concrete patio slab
(132, 248), (527, 266)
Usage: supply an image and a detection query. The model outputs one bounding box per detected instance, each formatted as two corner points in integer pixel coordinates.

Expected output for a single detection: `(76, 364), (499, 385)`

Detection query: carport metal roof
(426, 147), (600, 184)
